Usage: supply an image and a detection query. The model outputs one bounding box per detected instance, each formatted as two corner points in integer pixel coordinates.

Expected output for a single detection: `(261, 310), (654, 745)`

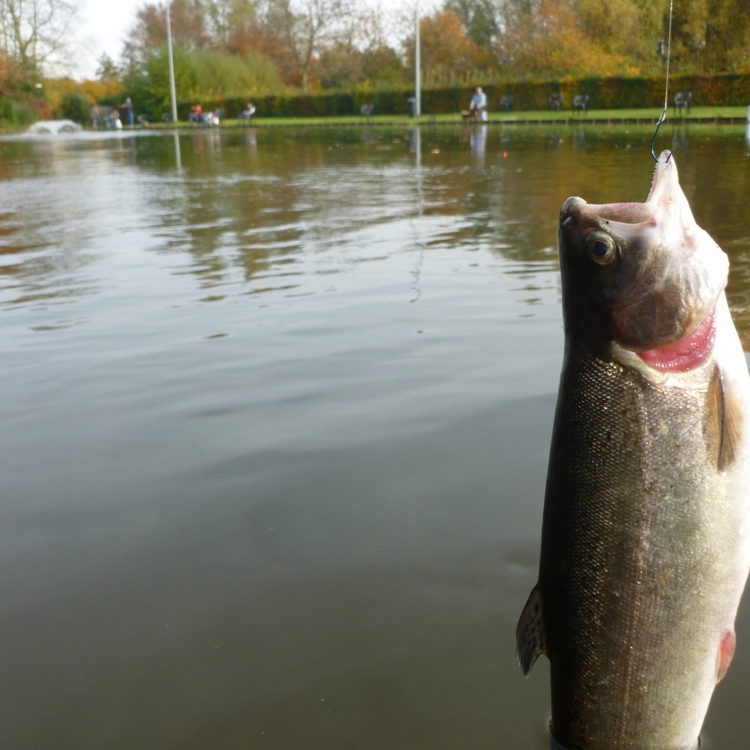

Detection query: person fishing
(469, 87), (488, 122)
(238, 102), (256, 123)
(189, 104), (203, 125)
(121, 97), (134, 127)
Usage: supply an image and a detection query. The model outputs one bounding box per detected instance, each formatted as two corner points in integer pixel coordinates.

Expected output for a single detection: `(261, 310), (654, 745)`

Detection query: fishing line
(651, 0), (675, 162)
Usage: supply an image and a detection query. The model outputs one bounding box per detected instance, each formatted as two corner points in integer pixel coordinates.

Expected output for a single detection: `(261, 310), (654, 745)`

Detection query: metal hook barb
(651, 109), (667, 162)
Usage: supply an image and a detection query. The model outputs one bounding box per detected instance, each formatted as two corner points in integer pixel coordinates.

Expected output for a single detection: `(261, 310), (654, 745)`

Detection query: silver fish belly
(516, 151), (750, 750)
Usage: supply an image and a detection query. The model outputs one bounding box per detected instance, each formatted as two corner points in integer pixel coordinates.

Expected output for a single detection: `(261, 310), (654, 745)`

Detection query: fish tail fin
(516, 585), (547, 676)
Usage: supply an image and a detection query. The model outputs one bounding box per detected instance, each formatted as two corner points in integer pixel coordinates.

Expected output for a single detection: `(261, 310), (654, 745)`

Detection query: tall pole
(166, 2), (178, 123)
(415, 1), (420, 118)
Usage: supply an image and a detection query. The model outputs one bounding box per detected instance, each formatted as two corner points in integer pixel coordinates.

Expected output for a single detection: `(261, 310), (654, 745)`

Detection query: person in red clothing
(189, 104), (203, 125)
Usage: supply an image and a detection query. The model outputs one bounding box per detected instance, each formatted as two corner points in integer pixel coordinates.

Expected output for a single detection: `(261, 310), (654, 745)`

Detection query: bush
(124, 45), (285, 120)
(213, 71), (750, 117)
(0, 97), (36, 126)
(59, 91), (92, 123)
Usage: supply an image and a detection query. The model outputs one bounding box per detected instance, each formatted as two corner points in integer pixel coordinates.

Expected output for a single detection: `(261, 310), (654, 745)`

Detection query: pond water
(2, 124), (750, 750)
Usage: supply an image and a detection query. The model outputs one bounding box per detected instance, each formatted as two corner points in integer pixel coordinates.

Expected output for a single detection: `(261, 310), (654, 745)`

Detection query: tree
(224, 23), (300, 85)
(405, 10), (493, 85)
(497, 0), (633, 78)
(121, 0), (210, 72)
(126, 44), (282, 116)
(360, 44), (403, 86)
(0, 0), (79, 72)
(666, 0), (750, 73)
(316, 41), (363, 89)
(570, 0), (662, 70)
(316, 4), (401, 89)
(95, 52), (119, 81)
(444, 0), (502, 48)
(702, 0), (750, 71)
(263, 0), (346, 90)
(59, 89), (90, 122)
(204, 0), (258, 44)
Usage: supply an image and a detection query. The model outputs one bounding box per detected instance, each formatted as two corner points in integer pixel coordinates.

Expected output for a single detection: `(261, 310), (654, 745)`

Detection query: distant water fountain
(27, 120), (83, 135)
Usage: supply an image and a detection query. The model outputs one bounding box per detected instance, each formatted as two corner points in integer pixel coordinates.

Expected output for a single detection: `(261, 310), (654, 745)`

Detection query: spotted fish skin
(516, 151), (750, 750)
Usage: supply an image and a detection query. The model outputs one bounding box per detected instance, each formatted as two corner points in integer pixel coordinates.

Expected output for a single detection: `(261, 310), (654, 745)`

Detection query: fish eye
(585, 232), (617, 266)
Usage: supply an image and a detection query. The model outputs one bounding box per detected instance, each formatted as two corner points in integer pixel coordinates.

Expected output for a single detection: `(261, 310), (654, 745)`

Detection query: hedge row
(164, 72), (750, 120)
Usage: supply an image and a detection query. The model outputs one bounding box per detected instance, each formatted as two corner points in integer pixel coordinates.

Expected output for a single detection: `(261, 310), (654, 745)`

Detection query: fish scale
(544, 344), (729, 748)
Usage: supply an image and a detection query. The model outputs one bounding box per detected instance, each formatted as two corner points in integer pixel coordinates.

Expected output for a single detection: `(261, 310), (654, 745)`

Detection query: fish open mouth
(636, 309), (716, 372)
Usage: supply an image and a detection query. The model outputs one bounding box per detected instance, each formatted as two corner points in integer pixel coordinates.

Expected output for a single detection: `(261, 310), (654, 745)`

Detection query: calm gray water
(1, 124), (750, 750)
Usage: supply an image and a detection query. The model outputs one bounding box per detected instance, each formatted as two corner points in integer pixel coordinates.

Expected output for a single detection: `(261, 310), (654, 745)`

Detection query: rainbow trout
(517, 151), (750, 750)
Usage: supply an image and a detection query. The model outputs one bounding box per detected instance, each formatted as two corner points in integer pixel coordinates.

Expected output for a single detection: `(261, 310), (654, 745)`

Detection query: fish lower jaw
(631, 310), (716, 373)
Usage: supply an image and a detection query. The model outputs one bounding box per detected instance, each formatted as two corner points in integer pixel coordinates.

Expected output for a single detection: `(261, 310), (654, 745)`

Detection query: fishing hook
(651, 109), (667, 162)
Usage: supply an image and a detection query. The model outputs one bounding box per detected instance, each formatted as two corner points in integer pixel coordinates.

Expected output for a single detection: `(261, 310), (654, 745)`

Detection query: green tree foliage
(316, 40), (403, 89)
(125, 45), (283, 117)
(570, 0), (663, 69)
(0, 52), (39, 125)
(193, 47), (282, 97)
(360, 46), (403, 87)
(703, 0), (750, 72)
(204, 0), (258, 43)
(95, 53), (119, 81)
(444, 0), (502, 47)
(667, 0), (750, 73)
(58, 90), (91, 122)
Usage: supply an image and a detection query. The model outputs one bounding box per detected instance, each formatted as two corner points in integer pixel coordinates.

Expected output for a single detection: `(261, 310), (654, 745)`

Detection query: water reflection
(470, 124), (488, 158)
(408, 125), (421, 166)
(243, 127), (258, 149)
(2, 127), (749, 313)
(670, 123), (690, 153)
(547, 131), (564, 149)
(571, 127), (588, 150)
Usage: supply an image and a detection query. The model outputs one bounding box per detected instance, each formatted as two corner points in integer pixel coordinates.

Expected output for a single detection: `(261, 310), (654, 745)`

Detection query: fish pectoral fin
(710, 365), (744, 471)
(516, 585), (547, 676)
(717, 628), (736, 682)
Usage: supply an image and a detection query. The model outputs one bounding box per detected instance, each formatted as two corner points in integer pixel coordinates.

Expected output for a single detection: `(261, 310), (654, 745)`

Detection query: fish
(516, 150), (750, 750)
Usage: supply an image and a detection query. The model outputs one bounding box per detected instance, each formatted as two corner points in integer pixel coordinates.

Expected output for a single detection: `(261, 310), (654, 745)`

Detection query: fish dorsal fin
(710, 365), (744, 471)
(516, 585), (546, 676)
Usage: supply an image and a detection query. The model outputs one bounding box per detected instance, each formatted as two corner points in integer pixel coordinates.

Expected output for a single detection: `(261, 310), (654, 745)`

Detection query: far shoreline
(5, 106), (749, 135)
(121, 105), (750, 129)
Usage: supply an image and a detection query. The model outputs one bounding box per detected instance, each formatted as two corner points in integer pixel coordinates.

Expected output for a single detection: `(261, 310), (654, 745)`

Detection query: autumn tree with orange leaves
(496, 0), (639, 79)
(103, 0), (750, 111)
(405, 10), (494, 86)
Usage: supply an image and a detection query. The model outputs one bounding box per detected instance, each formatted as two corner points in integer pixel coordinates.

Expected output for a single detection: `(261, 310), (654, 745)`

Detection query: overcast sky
(77, 0), (142, 78)
(76, 0), (432, 80)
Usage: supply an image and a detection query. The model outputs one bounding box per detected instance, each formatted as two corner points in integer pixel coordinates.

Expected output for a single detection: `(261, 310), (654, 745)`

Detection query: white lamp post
(415, 1), (421, 118)
(166, 2), (178, 122)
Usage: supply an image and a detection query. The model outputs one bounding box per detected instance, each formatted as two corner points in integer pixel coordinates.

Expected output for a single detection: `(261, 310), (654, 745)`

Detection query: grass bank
(137, 105), (749, 130)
